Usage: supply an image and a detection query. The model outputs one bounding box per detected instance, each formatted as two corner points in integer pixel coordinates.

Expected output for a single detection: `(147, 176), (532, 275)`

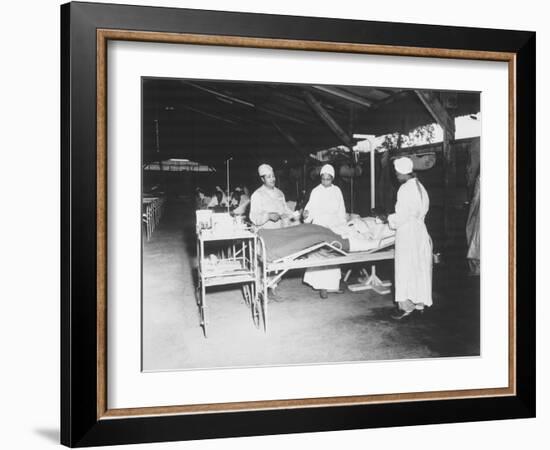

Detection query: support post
(350, 176), (354, 214)
(370, 140), (375, 210)
(415, 90), (456, 250)
(443, 129), (456, 250)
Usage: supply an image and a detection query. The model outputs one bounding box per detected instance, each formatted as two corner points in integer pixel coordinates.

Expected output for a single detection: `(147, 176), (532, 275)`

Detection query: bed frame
(254, 235), (395, 331)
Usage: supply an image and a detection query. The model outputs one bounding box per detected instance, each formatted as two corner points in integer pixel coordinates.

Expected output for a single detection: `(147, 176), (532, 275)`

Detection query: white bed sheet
(333, 217), (395, 252)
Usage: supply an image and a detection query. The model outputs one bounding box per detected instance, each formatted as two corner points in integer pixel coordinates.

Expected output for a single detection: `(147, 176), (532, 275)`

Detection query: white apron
(388, 178), (433, 306)
(303, 184), (347, 291)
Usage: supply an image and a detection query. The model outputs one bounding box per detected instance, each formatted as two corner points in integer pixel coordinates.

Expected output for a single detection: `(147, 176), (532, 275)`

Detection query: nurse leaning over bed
(249, 164), (296, 229)
(302, 164), (347, 299)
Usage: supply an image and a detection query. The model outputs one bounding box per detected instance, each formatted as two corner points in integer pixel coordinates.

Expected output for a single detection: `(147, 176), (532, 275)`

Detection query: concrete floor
(142, 198), (480, 372)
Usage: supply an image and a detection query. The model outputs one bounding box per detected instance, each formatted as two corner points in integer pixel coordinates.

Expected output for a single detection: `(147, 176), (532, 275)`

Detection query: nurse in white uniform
(388, 157), (433, 319)
(249, 164), (295, 229)
(302, 164), (347, 299)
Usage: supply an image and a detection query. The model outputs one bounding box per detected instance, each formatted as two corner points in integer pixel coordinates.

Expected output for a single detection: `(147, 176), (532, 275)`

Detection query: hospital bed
(254, 223), (395, 331)
(142, 194), (166, 240)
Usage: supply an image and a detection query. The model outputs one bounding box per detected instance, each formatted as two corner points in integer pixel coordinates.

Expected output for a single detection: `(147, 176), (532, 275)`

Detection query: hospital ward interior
(141, 79), (481, 371)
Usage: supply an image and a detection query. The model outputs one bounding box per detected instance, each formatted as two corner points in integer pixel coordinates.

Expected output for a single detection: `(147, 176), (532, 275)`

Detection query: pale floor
(142, 199), (480, 371)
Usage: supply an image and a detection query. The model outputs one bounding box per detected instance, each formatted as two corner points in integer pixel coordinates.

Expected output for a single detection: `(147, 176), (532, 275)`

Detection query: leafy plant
(379, 124), (436, 152)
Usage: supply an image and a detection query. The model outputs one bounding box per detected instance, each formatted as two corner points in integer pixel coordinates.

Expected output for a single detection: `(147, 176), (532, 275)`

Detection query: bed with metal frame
(196, 137), (393, 335)
(254, 232), (395, 331)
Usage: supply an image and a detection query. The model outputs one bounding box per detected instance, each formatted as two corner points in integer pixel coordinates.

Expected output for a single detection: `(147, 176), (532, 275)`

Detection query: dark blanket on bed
(258, 224), (350, 262)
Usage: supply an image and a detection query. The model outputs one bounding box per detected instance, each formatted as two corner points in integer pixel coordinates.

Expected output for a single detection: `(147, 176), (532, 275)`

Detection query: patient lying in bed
(257, 217), (394, 262)
(332, 217), (395, 252)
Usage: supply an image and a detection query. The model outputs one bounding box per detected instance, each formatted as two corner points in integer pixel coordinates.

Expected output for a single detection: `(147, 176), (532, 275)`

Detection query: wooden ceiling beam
(183, 81), (255, 107)
(261, 91), (320, 124)
(181, 81), (310, 125)
(368, 89), (408, 110)
(415, 90), (455, 135)
(177, 105), (241, 126)
(311, 85), (373, 108)
(256, 106), (309, 125)
(270, 120), (315, 160)
(303, 90), (354, 148)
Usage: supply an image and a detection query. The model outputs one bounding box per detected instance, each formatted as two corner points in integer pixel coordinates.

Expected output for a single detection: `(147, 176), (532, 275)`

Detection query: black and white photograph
(141, 78), (482, 371)
(1, 0), (542, 448)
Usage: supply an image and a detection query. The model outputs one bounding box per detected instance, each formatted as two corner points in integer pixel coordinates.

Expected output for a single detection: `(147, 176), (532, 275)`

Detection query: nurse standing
(303, 164), (347, 298)
(388, 157), (433, 319)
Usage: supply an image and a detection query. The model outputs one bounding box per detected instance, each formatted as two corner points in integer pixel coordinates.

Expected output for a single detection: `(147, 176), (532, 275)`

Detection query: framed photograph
(61, 1), (535, 447)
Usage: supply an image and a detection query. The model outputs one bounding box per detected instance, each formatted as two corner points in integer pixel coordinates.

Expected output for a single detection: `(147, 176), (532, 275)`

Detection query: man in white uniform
(303, 164), (347, 299)
(249, 164), (295, 229)
(388, 157), (433, 319)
